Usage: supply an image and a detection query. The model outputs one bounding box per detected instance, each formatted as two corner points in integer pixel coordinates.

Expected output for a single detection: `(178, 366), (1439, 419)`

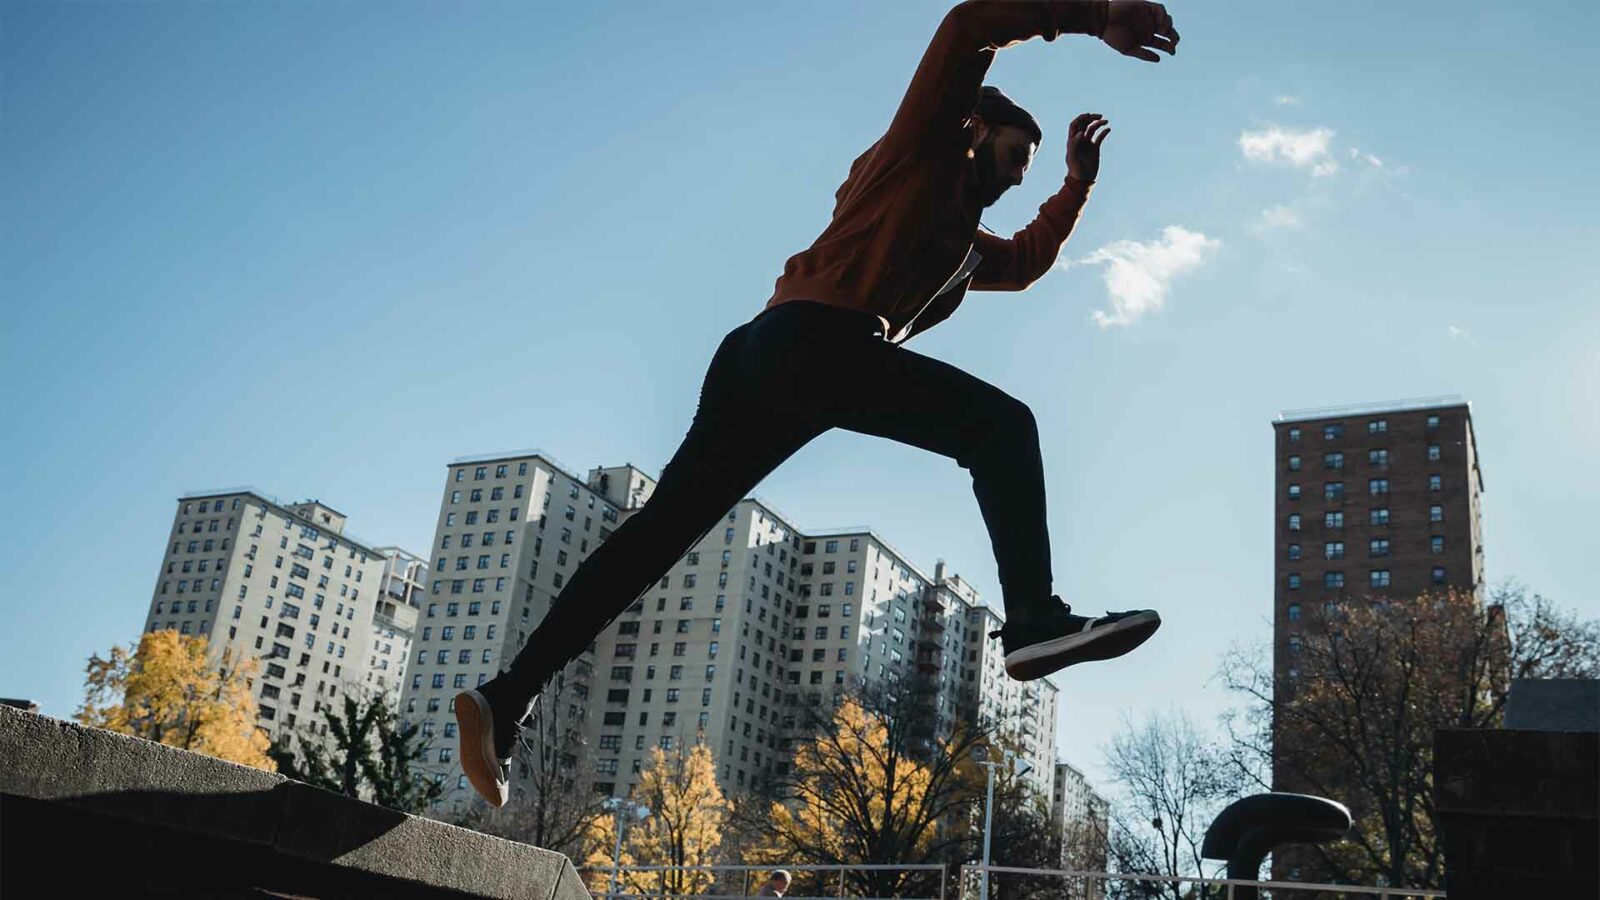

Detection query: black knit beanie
(973, 85), (1042, 144)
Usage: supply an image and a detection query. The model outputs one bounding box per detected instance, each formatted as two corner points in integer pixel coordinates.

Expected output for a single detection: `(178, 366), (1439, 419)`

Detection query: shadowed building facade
(1270, 396), (1485, 880)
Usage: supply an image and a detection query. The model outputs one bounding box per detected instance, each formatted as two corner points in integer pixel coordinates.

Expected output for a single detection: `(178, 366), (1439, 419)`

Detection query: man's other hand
(1066, 113), (1109, 183)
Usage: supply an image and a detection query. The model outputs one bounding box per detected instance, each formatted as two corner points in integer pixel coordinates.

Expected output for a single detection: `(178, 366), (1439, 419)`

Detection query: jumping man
(458, 0), (1180, 807)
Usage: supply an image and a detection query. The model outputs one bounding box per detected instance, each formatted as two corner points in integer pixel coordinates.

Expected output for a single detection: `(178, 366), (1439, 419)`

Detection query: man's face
(974, 123), (1037, 207)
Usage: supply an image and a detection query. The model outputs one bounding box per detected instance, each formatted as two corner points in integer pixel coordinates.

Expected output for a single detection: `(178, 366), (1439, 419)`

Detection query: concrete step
(0, 704), (591, 899)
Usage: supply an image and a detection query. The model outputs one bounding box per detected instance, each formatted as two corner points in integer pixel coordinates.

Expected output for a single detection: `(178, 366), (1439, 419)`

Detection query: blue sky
(4, 0), (1597, 793)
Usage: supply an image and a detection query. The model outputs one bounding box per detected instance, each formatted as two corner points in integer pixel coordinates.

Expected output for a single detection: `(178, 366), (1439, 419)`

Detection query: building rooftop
(1275, 394), (1467, 424)
(176, 487), (385, 556)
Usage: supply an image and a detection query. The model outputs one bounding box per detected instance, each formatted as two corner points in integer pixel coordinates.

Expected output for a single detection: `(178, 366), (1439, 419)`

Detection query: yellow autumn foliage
(766, 698), (938, 862)
(583, 742), (729, 897)
(76, 629), (274, 771)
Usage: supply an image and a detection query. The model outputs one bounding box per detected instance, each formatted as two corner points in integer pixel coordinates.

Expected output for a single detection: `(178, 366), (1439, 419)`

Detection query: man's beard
(972, 136), (1004, 207)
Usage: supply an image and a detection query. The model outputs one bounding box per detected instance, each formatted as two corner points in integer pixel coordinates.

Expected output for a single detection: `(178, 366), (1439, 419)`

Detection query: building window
(1429, 474), (1442, 492)
(1323, 542), (1344, 560)
(1427, 414), (1440, 429)
(1287, 544), (1302, 561)
(1324, 511), (1344, 529)
(1368, 419), (1388, 434)
(1323, 424), (1344, 440)
(1370, 508), (1390, 526)
(1288, 427), (1301, 443)
(1368, 449), (1389, 467)
(1369, 478), (1390, 497)
(1288, 455), (1301, 471)
(1428, 444), (1441, 461)
(1324, 452), (1344, 470)
(1324, 482), (1344, 503)
(1430, 505), (1444, 523)
(1324, 571), (1345, 588)
(1287, 603), (1301, 621)
(1431, 535), (1444, 554)
(1370, 539), (1390, 557)
(1288, 514), (1301, 532)
(1432, 566), (1447, 584)
(1370, 569), (1391, 588)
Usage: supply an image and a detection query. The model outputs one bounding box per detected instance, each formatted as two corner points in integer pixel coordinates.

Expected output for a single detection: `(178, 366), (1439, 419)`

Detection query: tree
(1101, 710), (1235, 899)
(581, 806), (637, 897)
(272, 688), (442, 813)
(367, 699), (447, 813)
(1062, 812), (1112, 898)
(76, 630), (274, 770)
(1493, 580), (1600, 682)
(583, 742), (730, 898)
(1220, 581), (1599, 889)
(750, 683), (989, 900)
(631, 742), (729, 897)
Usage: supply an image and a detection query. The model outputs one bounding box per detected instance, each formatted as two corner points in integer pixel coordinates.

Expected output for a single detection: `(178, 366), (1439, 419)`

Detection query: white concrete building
(144, 490), (392, 740)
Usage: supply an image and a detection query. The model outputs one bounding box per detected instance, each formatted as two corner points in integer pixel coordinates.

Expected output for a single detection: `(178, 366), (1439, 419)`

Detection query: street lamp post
(977, 747), (1033, 900)
(604, 798), (649, 900)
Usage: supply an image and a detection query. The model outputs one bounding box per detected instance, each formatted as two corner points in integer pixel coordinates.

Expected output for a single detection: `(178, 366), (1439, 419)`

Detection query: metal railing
(1276, 395), (1465, 423)
(578, 863), (947, 900)
(577, 863), (1445, 900)
(969, 864), (1446, 900)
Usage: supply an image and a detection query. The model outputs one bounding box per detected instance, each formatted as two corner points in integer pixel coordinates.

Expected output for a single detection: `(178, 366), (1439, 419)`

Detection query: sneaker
(455, 686), (516, 807)
(993, 596), (1160, 680)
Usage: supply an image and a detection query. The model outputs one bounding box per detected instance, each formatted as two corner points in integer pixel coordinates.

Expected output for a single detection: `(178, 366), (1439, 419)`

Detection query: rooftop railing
(1276, 395), (1466, 423)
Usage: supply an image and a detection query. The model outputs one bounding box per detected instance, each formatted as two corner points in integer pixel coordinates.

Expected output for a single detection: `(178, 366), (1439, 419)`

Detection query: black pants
(495, 299), (1053, 714)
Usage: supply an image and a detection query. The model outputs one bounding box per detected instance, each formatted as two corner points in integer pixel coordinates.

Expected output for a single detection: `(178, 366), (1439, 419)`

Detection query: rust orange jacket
(764, 0), (1110, 344)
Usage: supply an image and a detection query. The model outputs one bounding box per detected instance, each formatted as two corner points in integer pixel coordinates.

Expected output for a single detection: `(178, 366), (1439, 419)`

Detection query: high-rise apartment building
(584, 509), (1059, 801)
(367, 547), (426, 701)
(1270, 396), (1485, 878)
(144, 490), (401, 739)
(410, 451), (1062, 807)
(1272, 396), (1484, 695)
(406, 451), (657, 804)
(1051, 760), (1109, 871)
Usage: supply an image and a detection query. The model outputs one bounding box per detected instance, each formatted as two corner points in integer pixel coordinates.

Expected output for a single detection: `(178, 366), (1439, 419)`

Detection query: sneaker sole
(455, 689), (509, 807)
(1004, 611), (1162, 681)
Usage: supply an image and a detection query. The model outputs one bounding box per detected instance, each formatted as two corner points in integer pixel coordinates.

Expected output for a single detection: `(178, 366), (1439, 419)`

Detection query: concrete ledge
(0, 705), (591, 900)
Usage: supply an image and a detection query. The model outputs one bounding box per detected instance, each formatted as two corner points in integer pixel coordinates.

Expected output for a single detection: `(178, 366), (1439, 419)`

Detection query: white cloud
(1448, 324), (1475, 345)
(1273, 95), (1300, 106)
(1349, 147), (1384, 168)
(1073, 226), (1221, 328)
(1239, 126), (1339, 177)
(1251, 204), (1303, 234)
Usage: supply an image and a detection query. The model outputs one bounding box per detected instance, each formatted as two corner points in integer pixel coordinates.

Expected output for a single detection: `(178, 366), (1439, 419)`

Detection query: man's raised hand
(1101, 1), (1179, 63)
(1066, 113), (1109, 183)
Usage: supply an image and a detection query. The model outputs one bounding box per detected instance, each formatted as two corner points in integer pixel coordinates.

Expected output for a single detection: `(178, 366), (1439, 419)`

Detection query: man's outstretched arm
(969, 0), (1177, 293)
(880, 0), (1110, 155)
(881, 0), (1179, 155)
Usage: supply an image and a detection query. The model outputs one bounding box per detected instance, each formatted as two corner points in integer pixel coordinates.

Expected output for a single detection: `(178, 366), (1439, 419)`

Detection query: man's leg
(755, 315), (1054, 613)
(747, 306), (1158, 679)
(488, 407), (820, 721)
(458, 322), (825, 804)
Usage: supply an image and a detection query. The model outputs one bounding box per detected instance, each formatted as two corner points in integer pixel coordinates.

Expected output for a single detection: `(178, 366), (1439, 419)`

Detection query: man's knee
(994, 393), (1039, 438)
(960, 392), (1038, 459)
